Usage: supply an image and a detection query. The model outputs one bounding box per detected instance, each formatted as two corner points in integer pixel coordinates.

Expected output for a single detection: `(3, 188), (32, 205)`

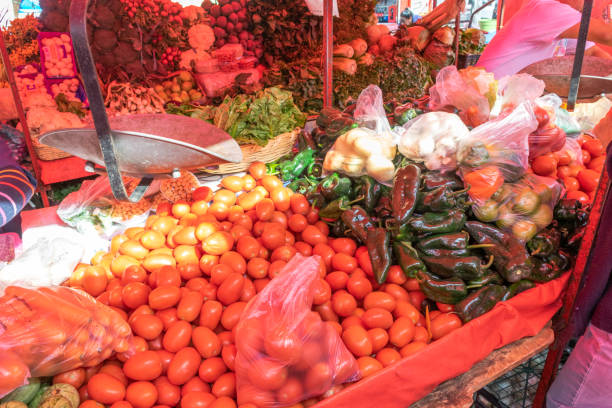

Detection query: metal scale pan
(38, 0), (242, 202)
(519, 56), (612, 100)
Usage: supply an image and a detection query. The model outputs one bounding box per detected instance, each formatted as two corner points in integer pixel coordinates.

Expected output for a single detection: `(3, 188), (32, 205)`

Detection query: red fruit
(221, 4), (233, 15)
(216, 16), (227, 28)
(228, 35), (239, 44)
(228, 12), (238, 23)
(231, 1), (241, 11)
(238, 30), (248, 40)
(226, 22), (235, 33)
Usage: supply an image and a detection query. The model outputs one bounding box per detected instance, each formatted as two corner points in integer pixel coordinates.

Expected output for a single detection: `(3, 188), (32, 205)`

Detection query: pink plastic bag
(528, 95), (567, 159)
(235, 255), (360, 407)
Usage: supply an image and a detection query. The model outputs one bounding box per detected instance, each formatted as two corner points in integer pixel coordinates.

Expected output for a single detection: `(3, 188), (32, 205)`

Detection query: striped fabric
(0, 166), (36, 227)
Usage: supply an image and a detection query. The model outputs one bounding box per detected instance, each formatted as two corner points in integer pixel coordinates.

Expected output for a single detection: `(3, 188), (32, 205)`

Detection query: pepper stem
(531, 246), (542, 256)
(450, 186), (471, 197)
(482, 255), (495, 269)
(347, 195), (364, 205)
(467, 244), (495, 249)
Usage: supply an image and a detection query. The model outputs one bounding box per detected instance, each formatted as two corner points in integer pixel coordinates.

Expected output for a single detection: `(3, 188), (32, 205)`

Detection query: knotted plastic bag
(0, 285), (132, 397)
(235, 255), (360, 407)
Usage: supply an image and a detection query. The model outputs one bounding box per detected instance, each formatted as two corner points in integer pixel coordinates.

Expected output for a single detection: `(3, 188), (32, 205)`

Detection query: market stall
(0, 0), (611, 407)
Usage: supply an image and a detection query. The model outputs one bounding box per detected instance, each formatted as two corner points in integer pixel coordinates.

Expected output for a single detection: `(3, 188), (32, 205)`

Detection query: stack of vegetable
(200, 0), (260, 57)
(154, 72), (204, 104)
(104, 81), (166, 115)
(1, 381), (80, 408)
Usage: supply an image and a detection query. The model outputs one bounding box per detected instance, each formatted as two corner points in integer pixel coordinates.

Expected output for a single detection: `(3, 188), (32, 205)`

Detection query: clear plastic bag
(353, 85), (395, 138)
(397, 111), (470, 171)
(235, 255), (360, 408)
(428, 66), (493, 127)
(528, 95), (567, 159)
(58, 176), (159, 238)
(471, 174), (565, 243)
(490, 74), (545, 118)
(0, 285), (132, 397)
(457, 101), (539, 193)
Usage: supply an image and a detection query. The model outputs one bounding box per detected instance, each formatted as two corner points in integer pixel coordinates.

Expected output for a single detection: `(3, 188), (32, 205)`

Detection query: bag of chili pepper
(235, 255), (360, 407)
(0, 285), (133, 397)
(470, 173), (565, 243)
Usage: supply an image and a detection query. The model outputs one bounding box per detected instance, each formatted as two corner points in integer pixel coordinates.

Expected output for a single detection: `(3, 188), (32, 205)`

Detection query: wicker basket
(31, 130), (72, 161)
(457, 54), (481, 69)
(202, 128), (299, 174)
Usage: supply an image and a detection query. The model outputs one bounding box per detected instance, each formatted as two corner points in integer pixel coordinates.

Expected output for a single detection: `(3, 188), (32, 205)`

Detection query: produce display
(39, 34), (76, 78)
(154, 72), (204, 104)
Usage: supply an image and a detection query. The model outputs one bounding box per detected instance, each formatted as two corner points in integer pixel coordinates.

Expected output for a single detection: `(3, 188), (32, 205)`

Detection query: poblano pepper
(502, 280), (536, 301)
(549, 250), (571, 271)
(406, 209), (467, 237)
(393, 242), (425, 278)
(341, 206), (374, 243)
(421, 255), (494, 281)
(421, 172), (464, 192)
(464, 221), (534, 283)
(367, 227), (392, 284)
(467, 271), (504, 288)
(357, 175), (382, 213)
(392, 164), (421, 225)
(417, 231), (491, 251)
(528, 257), (562, 283)
(456, 284), (507, 322)
(416, 186), (470, 212)
(288, 178), (316, 195)
(279, 148), (314, 181)
(416, 270), (468, 305)
(319, 173), (351, 201)
(527, 228), (561, 257)
(319, 196), (361, 220)
(374, 189), (393, 219)
(419, 248), (470, 257)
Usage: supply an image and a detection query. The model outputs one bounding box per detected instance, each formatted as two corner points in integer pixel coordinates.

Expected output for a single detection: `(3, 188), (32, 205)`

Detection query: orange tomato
(172, 201), (191, 219)
(87, 373), (126, 404)
(361, 307), (394, 330)
(430, 313), (462, 340)
(554, 149), (571, 166)
(566, 190), (590, 204)
(203, 232), (234, 256)
(357, 356), (383, 378)
(53, 368), (86, 389)
(131, 314), (164, 340)
(264, 325), (301, 364)
(154, 376), (180, 406)
(123, 350), (162, 381)
(331, 290), (357, 317)
(221, 176), (244, 192)
(248, 162), (267, 180)
(220, 302), (246, 330)
(367, 327), (389, 353)
(376, 348), (402, 367)
(399, 341), (427, 357)
(177, 290), (204, 322)
(346, 274), (373, 300)
(163, 320), (193, 352)
(304, 362), (332, 394)
(577, 169), (600, 193)
(216, 273), (245, 305)
(198, 357), (227, 383)
(247, 358), (288, 391)
(583, 138), (604, 157)
(326, 271), (349, 291)
(389, 316), (415, 347)
(531, 155), (558, 177)
(167, 347), (201, 385)
(363, 291), (396, 312)
(341, 325), (372, 357)
(562, 176), (580, 192)
(181, 392), (216, 408)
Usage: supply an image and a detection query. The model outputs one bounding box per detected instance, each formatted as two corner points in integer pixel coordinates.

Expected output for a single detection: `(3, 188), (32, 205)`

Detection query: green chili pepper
(464, 221), (534, 283)
(416, 186), (470, 213)
(527, 228), (561, 257)
(374, 193), (393, 219)
(367, 227), (392, 284)
(392, 164), (421, 225)
(421, 255), (493, 281)
(467, 271), (504, 288)
(528, 258), (561, 283)
(306, 161), (323, 179)
(357, 175), (382, 213)
(319, 173), (352, 201)
(418, 248), (471, 257)
(306, 191), (326, 209)
(393, 242), (425, 278)
(393, 104), (417, 125)
(341, 206), (374, 243)
(502, 280), (536, 301)
(554, 199), (581, 223)
(279, 148), (315, 181)
(421, 172), (464, 192)
(288, 178), (316, 195)
(319, 196), (361, 220)
(407, 209), (467, 236)
(549, 250), (571, 271)
(417, 232), (470, 251)
(456, 284), (507, 323)
(416, 270), (468, 305)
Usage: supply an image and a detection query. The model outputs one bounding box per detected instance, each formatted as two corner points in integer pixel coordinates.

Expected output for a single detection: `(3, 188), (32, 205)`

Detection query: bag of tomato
(234, 255), (360, 407)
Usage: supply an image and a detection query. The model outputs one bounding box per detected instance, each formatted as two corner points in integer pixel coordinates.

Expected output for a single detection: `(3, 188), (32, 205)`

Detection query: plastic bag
(428, 66), (493, 127)
(0, 285), (132, 397)
(528, 95), (567, 159)
(398, 111), (470, 171)
(457, 101), (539, 196)
(490, 74), (545, 118)
(235, 255), (360, 407)
(57, 176), (158, 238)
(570, 97), (612, 131)
(555, 106), (581, 136)
(471, 174), (564, 243)
(353, 85), (395, 139)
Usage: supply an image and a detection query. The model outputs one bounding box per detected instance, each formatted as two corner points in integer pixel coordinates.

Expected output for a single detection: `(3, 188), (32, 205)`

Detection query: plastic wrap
(428, 66), (493, 127)
(457, 101), (539, 193)
(471, 174), (564, 243)
(235, 255), (360, 407)
(528, 95), (567, 159)
(398, 111), (470, 171)
(490, 74), (545, 118)
(353, 85), (394, 138)
(57, 176), (158, 238)
(0, 285), (132, 397)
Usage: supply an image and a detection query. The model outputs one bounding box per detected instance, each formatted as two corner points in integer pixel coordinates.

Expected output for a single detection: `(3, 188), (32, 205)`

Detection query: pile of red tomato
(531, 134), (604, 204)
(59, 162), (463, 408)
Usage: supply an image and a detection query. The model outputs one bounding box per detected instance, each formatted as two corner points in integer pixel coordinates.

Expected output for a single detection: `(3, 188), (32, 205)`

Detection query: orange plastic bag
(235, 255), (360, 407)
(0, 285), (132, 397)
(313, 273), (569, 408)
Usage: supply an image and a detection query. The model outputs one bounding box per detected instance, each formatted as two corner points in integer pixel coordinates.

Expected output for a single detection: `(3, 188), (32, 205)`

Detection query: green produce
(41, 385), (78, 408)
(416, 270), (468, 305)
(472, 200), (499, 222)
(0, 402), (28, 408)
(355, 175), (382, 213)
(416, 186), (469, 212)
(341, 206), (374, 243)
(464, 221), (534, 283)
(319, 173), (352, 201)
(467, 271), (504, 288)
(392, 164), (421, 225)
(528, 257), (563, 283)
(319, 196), (361, 220)
(405, 209), (467, 237)
(1, 380), (40, 404)
(38, 396), (71, 408)
(417, 231), (473, 251)
(502, 280), (536, 301)
(393, 241), (425, 278)
(367, 227), (392, 284)
(421, 171), (464, 192)
(456, 284), (507, 322)
(28, 386), (49, 408)
(511, 189), (540, 215)
(421, 255), (493, 281)
(279, 148), (315, 181)
(419, 248), (470, 257)
(511, 220), (538, 242)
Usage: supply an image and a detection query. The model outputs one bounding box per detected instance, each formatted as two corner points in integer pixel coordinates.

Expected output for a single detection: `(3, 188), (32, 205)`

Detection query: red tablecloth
(21, 206), (63, 231)
(39, 157), (90, 185)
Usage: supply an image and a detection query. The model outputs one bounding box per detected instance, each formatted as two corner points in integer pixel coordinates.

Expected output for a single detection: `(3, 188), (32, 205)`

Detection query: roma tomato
(87, 373), (126, 404)
(217, 273), (245, 305)
(388, 317), (415, 347)
(181, 377), (210, 396)
(198, 358), (227, 383)
(123, 350), (163, 381)
(341, 326), (372, 357)
(200, 300), (223, 329)
(154, 377), (181, 407)
(212, 372), (236, 398)
(122, 282), (151, 309)
(125, 381), (158, 408)
(361, 308), (393, 330)
(163, 321), (193, 352)
(431, 313), (462, 340)
(180, 392), (215, 408)
(192, 327), (221, 358)
(367, 327), (389, 353)
(331, 290), (357, 317)
(357, 357), (382, 378)
(376, 348), (402, 367)
(363, 291), (396, 312)
(53, 368), (86, 389)
(247, 358), (288, 391)
(167, 347), (201, 385)
(577, 169), (600, 193)
(149, 286), (181, 310)
(177, 290), (204, 322)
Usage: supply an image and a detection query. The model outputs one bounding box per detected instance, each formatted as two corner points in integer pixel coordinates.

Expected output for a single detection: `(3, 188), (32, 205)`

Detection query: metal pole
(454, 11), (461, 66)
(497, 0), (505, 30)
(567, 0), (593, 111)
(0, 30), (47, 206)
(323, 0), (333, 108)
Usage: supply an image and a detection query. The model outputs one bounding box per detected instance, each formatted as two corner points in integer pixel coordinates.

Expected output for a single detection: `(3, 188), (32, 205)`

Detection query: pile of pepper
(279, 157), (587, 324)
